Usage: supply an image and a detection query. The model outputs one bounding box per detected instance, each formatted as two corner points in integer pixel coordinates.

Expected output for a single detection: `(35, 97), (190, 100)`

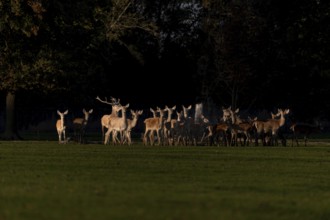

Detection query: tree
(196, 0), (266, 110)
(0, 0), (58, 139)
(0, 0), (159, 139)
(45, 0), (159, 104)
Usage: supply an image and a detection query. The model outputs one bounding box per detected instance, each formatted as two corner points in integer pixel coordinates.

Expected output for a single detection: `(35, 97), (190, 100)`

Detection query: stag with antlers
(96, 96), (122, 142)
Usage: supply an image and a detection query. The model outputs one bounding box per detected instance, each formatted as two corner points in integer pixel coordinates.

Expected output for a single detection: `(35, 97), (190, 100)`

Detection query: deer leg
(156, 130), (161, 146)
(63, 130), (66, 143)
(104, 129), (112, 145)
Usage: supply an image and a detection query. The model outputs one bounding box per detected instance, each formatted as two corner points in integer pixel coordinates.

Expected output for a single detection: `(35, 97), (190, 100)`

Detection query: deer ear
(89, 109), (93, 113)
(64, 110), (69, 114)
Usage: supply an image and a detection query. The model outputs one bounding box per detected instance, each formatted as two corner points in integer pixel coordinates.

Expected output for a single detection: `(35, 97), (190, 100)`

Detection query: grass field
(1, 141), (330, 220)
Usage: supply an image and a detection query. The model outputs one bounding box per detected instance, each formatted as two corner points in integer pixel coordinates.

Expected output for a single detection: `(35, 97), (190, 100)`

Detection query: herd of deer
(55, 96), (323, 146)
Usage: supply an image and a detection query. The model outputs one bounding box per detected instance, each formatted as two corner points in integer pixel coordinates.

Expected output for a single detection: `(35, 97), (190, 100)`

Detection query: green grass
(1, 141), (330, 220)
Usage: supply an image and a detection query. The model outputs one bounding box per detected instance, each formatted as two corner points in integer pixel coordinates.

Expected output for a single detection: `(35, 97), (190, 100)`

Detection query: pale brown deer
(263, 109), (290, 146)
(96, 96), (122, 141)
(143, 107), (165, 146)
(124, 109), (143, 145)
(251, 111), (280, 146)
(104, 103), (130, 145)
(56, 110), (68, 144)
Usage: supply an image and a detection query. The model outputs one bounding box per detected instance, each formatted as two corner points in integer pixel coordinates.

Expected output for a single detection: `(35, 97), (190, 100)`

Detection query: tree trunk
(1, 91), (22, 140)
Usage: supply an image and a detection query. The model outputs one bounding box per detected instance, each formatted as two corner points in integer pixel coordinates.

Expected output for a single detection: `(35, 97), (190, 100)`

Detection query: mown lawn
(0, 141), (330, 220)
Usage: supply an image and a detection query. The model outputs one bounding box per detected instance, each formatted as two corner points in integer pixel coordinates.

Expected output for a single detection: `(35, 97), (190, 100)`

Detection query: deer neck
(83, 115), (89, 125)
(121, 110), (127, 121)
(278, 113), (286, 127)
(131, 116), (138, 128)
(166, 112), (172, 122)
(60, 117), (65, 129)
(158, 114), (164, 127)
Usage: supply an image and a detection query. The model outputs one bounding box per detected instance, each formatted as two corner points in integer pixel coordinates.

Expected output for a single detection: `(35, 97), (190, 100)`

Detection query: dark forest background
(0, 0), (329, 138)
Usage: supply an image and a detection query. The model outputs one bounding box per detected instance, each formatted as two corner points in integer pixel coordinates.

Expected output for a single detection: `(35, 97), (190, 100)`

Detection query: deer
(72, 108), (93, 144)
(173, 110), (186, 146)
(56, 109), (69, 144)
(230, 110), (255, 146)
(181, 105), (193, 145)
(123, 109), (143, 145)
(143, 107), (165, 146)
(290, 122), (322, 146)
(104, 103), (130, 145)
(96, 96), (122, 141)
(251, 111), (280, 146)
(209, 122), (230, 146)
(184, 103), (211, 146)
(220, 106), (256, 146)
(198, 115), (212, 145)
(163, 105), (176, 145)
(262, 108), (290, 146)
(222, 106), (233, 123)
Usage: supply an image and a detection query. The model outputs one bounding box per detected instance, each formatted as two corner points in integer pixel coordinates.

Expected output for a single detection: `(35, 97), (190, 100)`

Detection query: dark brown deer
(290, 123), (322, 146)
(73, 109), (93, 144)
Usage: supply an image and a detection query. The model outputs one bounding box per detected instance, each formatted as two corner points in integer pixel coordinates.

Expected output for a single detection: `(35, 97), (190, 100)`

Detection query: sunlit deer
(290, 122), (322, 146)
(263, 108), (290, 146)
(56, 109), (68, 144)
(143, 107), (165, 146)
(124, 109), (143, 145)
(96, 96), (122, 141)
(73, 108), (93, 144)
(104, 103), (130, 145)
(251, 111), (279, 146)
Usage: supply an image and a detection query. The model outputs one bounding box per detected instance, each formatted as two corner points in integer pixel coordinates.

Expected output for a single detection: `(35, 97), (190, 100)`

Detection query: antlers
(96, 96), (121, 106)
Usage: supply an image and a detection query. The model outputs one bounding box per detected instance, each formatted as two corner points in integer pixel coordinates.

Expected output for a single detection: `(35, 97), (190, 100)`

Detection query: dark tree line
(0, 0), (329, 138)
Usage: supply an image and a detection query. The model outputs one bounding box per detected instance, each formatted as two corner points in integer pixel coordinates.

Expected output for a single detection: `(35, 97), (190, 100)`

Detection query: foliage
(197, 0), (263, 109)
(0, 0), (329, 129)
(0, 0), (58, 93)
(194, 0), (330, 114)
